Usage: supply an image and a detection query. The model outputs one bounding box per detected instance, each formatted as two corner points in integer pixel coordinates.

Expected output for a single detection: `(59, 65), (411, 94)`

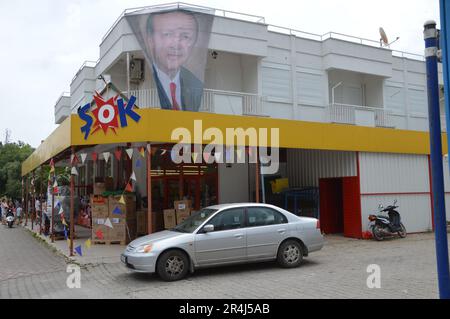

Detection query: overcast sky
(0, 0), (441, 148)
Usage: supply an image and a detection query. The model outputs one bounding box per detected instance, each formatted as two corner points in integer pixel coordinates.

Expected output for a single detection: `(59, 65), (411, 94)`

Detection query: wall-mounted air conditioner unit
(130, 59), (144, 82)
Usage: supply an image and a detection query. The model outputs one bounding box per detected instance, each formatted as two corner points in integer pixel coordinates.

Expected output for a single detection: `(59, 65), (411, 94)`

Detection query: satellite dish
(379, 27), (389, 46)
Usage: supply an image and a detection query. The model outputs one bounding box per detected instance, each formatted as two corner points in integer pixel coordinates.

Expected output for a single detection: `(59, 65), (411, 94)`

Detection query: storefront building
(22, 3), (450, 254)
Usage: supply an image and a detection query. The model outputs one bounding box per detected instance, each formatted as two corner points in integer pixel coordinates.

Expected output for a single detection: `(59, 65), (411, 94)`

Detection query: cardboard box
(164, 209), (176, 229)
(108, 195), (136, 220)
(109, 224), (126, 242)
(176, 211), (190, 225)
(92, 222), (109, 241)
(90, 196), (109, 218)
(174, 200), (192, 212)
(93, 183), (106, 195)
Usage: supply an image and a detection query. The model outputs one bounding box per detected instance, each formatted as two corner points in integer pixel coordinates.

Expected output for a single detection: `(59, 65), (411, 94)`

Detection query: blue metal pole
(424, 20), (450, 299)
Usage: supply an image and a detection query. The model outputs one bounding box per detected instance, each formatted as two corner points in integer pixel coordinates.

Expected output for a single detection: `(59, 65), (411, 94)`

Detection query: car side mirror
(202, 224), (214, 233)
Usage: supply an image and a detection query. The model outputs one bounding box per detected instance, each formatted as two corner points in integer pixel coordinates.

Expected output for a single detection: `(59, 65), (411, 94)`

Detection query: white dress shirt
(153, 63), (182, 109)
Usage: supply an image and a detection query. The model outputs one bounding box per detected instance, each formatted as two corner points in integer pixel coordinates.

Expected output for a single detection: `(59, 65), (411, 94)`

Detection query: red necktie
(170, 82), (180, 111)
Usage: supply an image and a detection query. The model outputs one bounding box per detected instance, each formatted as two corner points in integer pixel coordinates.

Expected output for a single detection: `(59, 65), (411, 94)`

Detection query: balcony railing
(327, 103), (395, 128)
(129, 88), (263, 116)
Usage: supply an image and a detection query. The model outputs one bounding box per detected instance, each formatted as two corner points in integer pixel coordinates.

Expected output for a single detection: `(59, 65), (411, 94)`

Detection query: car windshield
(172, 208), (218, 233)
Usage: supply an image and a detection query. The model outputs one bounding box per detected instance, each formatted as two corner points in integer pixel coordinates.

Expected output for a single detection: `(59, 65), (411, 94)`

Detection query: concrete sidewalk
(21, 222), (125, 265)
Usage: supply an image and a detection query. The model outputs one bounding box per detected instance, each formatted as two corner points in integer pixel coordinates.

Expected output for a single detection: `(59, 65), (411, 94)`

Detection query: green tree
(0, 141), (34, 199)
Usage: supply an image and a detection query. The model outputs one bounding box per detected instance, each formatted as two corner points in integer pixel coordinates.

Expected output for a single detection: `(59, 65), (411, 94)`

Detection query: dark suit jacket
(152, 65), (204, 112)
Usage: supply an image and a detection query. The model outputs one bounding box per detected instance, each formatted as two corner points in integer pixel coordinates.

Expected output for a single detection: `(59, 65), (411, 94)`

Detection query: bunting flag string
(139, 147), (145, 157)
(71, 154), (79, 166)
(135, 158), (142, 168)
(74, 245), (82, 256)
(125, 182), (133, 193)
(126, 148), (134, 160)
(104, 218), (113, 229)
(114, 149), (122, 161)
(71, 167), (78, 176)
(80, 153), (88, 164)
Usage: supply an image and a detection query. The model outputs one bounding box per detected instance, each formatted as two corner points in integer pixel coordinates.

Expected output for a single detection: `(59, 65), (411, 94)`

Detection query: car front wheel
(277, 240), (303, 268)
(156, 250), (189, 281)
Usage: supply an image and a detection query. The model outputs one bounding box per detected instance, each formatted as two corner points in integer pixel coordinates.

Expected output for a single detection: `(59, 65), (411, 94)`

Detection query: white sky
(0, 0), (441, 148)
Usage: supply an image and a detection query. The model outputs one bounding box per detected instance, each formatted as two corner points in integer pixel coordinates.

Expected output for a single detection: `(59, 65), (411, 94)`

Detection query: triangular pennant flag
(64, 227), (68, 240)
(74, 245), (82, 256)
(114, 149), (122, 161)
(91, 152), (98, 162)
(130, 172), (136, 182)
(80, 153), (87, 164)
(85, 239), (91, 249)
(119, 195), (126, 205)
(71, 154), (79, 165)
(53, 180), (58, 188)
(139, 147), (145, 157)
(95, 229), (104, 240)
(135, 158), (142, 168)
(214, 152), (222, 162)
(126, 148), (134, 160)
(104, 218), (113, 229)
(192, 152), (199, 163)
(71, 167), (78, 176)
(59, 205), (64, 215)
(161, 149), (167, 155)
(50, 165), (55, 173)
(31, 179), (34, 186)
(146, 144), (152, 153)
(102, 152), (110, 163)
(62, 219), (68, 227)
(125, 182), (133, 193)
(112, 206), (122, 215)
(54, 201), (60, 208)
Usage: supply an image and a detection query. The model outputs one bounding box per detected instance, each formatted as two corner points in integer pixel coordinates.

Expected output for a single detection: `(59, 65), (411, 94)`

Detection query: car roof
(206, 203), (281, 211)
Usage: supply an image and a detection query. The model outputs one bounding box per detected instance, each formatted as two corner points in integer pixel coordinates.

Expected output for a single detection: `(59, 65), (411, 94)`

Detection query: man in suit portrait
(145, 10), (204, 112)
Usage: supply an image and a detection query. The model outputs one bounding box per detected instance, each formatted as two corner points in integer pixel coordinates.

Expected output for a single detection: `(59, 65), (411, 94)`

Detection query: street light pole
(424, 20), (450, 299)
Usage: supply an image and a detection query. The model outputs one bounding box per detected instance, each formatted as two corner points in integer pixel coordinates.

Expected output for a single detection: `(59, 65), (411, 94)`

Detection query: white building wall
(218, 163), (250, 204)
(286, 149), (357, 188)
(359, 152), (433, 233)
(441, 157), (450, 222)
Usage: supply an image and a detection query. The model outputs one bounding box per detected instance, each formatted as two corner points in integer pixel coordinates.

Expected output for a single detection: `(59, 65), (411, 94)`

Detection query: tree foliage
(0, 141), (34, 199)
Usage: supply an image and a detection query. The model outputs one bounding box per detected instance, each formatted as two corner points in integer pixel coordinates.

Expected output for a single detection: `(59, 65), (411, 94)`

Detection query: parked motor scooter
(368, 200), (406, 241)
(5, 209), (15, 228)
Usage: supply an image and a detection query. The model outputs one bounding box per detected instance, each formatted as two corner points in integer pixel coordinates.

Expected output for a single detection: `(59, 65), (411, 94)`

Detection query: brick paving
(0, 223), (447, 299)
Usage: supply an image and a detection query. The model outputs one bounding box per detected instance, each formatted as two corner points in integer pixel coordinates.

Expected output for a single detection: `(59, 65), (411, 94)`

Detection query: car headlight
(135, 244), (153, 253)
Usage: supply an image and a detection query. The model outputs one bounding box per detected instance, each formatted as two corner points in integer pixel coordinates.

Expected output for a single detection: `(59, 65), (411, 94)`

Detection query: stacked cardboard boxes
(91, 196), (110, 241)
(108, 195), (136, 243)
(90, 194), (137, 244)
(175, 200), (192, 224)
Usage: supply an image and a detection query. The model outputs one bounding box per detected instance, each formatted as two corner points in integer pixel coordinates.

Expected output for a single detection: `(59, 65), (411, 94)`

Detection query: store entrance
(150, 164), (218, 212)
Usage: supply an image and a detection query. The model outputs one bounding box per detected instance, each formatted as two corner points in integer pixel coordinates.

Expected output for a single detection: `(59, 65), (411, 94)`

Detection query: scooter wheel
(371, 225), (384, 241)
(398, 223), (407, 238)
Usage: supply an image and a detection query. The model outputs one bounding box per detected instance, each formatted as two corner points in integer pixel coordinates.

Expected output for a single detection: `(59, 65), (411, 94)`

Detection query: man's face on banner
(147, 12), (198, 77)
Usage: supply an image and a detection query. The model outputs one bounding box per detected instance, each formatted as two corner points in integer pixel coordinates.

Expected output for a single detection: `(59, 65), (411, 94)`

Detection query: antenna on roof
(379, 27), (400, 47)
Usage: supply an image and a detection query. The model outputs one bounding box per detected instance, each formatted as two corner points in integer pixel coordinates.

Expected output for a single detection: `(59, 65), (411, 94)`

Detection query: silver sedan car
(121, 203), (324, 281)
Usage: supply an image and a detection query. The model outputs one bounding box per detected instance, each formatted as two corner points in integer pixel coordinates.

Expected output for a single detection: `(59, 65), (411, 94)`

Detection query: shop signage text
(78, 93), (141, 140)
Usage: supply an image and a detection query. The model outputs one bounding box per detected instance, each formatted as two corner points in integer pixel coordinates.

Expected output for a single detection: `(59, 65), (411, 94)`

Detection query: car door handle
(277, 229), (286, 234)
(234, 234), (244, 239)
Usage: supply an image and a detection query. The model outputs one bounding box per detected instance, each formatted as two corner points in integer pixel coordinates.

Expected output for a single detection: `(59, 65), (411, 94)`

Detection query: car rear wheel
(156, 250), (189, 281)
(277, 240), (303, 268)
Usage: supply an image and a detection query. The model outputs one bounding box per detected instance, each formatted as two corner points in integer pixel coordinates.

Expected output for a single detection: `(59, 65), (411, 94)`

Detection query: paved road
(0, 224), (445, 298)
